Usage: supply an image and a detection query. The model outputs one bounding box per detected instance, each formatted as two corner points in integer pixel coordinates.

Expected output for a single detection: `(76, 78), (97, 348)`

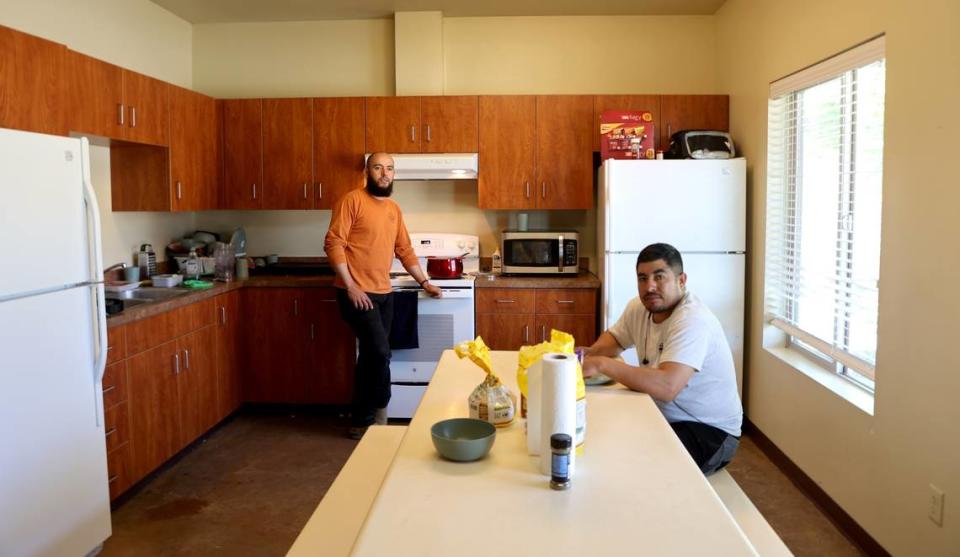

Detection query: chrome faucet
(103, 262), (128, 274)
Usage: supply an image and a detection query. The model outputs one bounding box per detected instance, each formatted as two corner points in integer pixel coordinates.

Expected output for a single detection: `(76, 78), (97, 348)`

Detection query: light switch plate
(929, 484), (945, 527)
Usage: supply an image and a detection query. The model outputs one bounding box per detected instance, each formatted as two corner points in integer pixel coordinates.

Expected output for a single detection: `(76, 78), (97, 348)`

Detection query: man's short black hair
(636, 243), (683, 275)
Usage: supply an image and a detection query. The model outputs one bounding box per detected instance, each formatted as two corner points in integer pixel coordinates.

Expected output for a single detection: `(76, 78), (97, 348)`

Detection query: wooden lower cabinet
(243, 288), (305, 402)
(214, 291), (243, 420)
(127, 339), (181, 479)
(106, 444), (133, 500)
(177, 326), (219, 448)
(304, 289), (356, 404)
(476, 287), (597, 350)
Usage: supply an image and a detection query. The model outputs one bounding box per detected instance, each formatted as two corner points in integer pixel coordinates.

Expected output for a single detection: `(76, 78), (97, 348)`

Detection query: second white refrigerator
(598, 158), (746, 389)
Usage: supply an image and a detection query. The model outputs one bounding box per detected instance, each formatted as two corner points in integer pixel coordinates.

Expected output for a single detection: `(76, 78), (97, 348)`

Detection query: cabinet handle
(523, 325), (529, 344)
(556, 300), (575, 304)
(310, 323), (315, 340)
(184, 349), (190, 370)
(426, 125), (431, 143)
(220, 306), (227, 325)
(173, 353), (180, 375)
(318, 182), (323, 199)
(495, 299), (516, 304)
(541, 181), (546, 199)
(525, 181), (530, 199)
(303, 183), (308, 200)
(105, 427), (117, 438)
(176, 181), (182, 200)
(667, 124), (672, 142)
(131, 106), (137, 128)
(252, 183), (257, 199)
(410, 125), (416, 143)
(541, 325), (546, 342)
(102, 385), (116, 394)
(108, 475), (119, 484)
(118, 104), (124, 125)
(294, 299), (299, 316)
(320, 299), (337, 303)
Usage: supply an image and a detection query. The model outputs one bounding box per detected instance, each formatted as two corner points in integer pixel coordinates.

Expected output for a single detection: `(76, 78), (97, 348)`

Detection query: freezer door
(603, 158), (746, 253)
(0, 286), (111, 555)
(0, 129), (91, 297)
(602, 252), (745, 392)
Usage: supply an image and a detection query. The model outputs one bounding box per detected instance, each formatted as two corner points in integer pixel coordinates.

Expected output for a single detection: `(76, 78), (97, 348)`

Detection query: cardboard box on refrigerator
(600, 111), (655, 160)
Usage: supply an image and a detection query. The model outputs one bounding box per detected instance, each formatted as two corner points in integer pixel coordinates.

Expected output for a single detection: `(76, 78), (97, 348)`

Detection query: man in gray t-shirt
(582, 243), (742, 474)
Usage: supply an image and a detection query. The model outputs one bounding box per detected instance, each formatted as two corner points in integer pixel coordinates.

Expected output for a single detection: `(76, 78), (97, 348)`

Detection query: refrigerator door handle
(81, 138), (108, 426)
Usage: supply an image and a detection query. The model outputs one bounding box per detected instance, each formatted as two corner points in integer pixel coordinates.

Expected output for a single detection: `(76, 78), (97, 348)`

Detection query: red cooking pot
(426, 256), (464, 280)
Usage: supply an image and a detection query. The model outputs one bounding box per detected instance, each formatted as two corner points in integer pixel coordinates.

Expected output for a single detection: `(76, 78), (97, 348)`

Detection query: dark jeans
(671, 421), (740, 475)
(336, 288), (394, 427)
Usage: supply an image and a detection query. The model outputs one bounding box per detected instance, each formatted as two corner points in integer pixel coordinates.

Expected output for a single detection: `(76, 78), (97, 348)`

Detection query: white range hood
(365, 153), (478, 181)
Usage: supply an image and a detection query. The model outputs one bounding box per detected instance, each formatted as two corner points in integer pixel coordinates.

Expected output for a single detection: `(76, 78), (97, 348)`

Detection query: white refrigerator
(0, 128), (112, 556)
(598, 158), (746, 390)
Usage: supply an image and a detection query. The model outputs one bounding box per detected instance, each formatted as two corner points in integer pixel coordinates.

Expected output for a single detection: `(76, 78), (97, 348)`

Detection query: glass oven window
(392, 314), (454, 362)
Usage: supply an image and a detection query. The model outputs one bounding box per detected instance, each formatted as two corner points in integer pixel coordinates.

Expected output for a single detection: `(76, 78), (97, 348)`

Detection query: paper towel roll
(526, 360), (543, 455)
(539, 353), (577, 476)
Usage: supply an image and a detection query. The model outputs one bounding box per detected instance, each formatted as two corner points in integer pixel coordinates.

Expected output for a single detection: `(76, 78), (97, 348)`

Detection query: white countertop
(349, 350), (757, 556)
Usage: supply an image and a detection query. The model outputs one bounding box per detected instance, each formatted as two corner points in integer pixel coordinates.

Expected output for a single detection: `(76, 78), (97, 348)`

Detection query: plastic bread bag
(455, 337), (517, 427)
(516, 329), (586, 453)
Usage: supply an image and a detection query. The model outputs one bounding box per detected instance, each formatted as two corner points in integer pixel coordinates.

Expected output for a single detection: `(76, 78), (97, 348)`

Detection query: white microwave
(501, 231), (579, 275)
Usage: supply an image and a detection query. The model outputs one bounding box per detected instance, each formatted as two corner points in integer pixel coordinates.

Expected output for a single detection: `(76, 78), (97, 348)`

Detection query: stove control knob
(457, 240), (465, 249)
(467, 241), (476, 252)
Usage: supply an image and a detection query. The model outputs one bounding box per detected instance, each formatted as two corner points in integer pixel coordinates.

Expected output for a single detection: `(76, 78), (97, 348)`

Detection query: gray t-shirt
(608, 292), (742, 436)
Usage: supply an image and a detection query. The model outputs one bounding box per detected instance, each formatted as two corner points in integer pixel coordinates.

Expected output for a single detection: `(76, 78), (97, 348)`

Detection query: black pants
(670, 421), (740, 475)
(336, 289), (394, 427)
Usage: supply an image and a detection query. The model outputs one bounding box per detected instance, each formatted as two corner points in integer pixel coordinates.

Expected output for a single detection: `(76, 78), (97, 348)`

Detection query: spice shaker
(550, 433), (572, 490)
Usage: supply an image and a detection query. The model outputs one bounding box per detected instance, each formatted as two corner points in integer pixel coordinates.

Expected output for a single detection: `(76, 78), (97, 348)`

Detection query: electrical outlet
(929, 484), (945, 527)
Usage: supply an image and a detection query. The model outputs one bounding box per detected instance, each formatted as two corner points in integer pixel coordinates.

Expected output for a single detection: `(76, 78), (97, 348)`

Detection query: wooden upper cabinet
(0, 26), (67, 136)
(535, 95), (594, 210)
(263, 98), (314, 209)
(121, 70), (168, 146)
(169, 86), (219, 211)
(365, 96), (420, 153)
(222, 99), (263, 209)
(593, 95), (661, 151)
(659, 95), (730, 150)
(314, 97), (365, 210)
(420, 96), (478, 153)
(66, 50), (123, 138)
(478, 95), (537, 210)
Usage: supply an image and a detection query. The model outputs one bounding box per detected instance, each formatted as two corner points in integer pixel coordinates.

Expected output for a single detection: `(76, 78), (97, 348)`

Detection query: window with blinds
(764, 36), (885, 390)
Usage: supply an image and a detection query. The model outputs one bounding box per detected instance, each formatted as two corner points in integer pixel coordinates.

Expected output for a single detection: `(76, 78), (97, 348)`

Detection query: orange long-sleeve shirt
(324, 188), (418, 294)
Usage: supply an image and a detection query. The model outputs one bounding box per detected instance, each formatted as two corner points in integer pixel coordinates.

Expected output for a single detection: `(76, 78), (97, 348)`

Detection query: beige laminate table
(349, 350), (758, 556)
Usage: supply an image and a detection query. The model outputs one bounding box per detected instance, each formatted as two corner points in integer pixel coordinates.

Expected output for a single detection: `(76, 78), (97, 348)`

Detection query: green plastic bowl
(431, 418), (496, 462)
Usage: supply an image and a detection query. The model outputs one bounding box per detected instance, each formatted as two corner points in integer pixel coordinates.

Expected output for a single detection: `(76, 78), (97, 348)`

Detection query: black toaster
(665, 130), (736, 159)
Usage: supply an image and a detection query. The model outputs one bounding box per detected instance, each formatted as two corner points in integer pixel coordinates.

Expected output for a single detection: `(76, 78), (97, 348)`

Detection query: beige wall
(716, 0), (960, 555)
(0, 0), (195, 268)
(191, 20), (395, 98)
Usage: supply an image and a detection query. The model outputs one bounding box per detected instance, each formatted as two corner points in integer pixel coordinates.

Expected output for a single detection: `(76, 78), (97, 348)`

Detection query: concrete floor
(102, 412), (864, 556)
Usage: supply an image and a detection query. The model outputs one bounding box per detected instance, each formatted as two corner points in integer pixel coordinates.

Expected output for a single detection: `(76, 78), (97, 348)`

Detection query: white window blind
(764, 36), (886, 385)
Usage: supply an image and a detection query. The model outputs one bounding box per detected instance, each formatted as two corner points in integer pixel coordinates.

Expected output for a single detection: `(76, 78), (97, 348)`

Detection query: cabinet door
(304, 289), (356, 404)
(177, 326), (218, 448)
(66, 50), (123, 139)
(365, 96), (420, 153)
(122, 70), (168, 146)
(215, 291), (243, 420)
(169, 86), (203, 211)
(243, 288), (305, 402)
(536, 314), (597, 347)
(127, 340), (181, 479)
(314, 97), (365, 209)
(659, 95), (729, 149)
(476, 314), (536, 351)
(222, 99), (263, 209)
(593, 94), (661, 151)
(263, 98), (314, 209)
(478, 96), (537, 209)
(0, 27), (66, 135)
(420, 96), (478, 153)
(536, 95), (593, 210)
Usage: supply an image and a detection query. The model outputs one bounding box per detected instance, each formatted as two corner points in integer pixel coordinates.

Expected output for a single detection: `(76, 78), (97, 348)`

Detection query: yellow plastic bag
(455, 337), (517, 427)
(516, 329), (586, 453)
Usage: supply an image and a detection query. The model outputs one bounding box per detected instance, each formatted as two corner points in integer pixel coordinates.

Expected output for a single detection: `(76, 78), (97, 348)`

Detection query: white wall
(716, 0), (960, 555)
(0, 0), (195, 267)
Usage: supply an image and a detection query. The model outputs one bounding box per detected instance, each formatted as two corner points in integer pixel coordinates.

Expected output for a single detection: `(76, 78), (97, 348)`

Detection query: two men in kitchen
(580, 243), (742, 474)
(325, 152), (442, 439)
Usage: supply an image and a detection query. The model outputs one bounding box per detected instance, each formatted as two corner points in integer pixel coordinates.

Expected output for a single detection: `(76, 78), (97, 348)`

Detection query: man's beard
(366, 176), (393, 197)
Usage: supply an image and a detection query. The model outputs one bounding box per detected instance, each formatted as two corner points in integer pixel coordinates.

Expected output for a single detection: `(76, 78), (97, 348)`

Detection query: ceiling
(149, 0), (726, 23)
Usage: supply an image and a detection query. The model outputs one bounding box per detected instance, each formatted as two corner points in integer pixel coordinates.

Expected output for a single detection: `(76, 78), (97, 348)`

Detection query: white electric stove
(386, 233), (478, 419)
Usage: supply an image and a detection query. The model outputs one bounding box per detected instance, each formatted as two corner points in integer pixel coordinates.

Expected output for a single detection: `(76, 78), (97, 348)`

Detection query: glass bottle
(550, 433), (572, 490)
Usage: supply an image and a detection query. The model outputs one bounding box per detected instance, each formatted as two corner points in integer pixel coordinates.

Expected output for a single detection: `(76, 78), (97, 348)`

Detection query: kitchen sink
(106, 287), (192, 301)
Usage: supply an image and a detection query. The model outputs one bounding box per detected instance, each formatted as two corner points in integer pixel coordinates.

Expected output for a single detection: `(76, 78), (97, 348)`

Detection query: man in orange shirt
(325, 152), (442, 439)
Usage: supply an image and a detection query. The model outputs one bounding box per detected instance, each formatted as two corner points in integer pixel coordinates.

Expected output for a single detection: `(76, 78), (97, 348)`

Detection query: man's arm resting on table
(581, 331), (625, 358)
(333, 262), (373, 310)
(583, 355), (695, 402)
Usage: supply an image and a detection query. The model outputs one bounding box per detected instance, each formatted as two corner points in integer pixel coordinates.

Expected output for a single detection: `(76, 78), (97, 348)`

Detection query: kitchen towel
(539, 353), (577, 476)
(389, 290), (419, 349)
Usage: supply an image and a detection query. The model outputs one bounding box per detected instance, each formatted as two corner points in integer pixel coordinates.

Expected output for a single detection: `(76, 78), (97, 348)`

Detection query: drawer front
(476, 288), (536, 314)
(106, 325), (126, 364)
(106, 444), (133, 500)
(104, 401), (130, 452)
(535, 288), (596, 315)
(126, 299), (216, 355)
(102, 361), (127, 408)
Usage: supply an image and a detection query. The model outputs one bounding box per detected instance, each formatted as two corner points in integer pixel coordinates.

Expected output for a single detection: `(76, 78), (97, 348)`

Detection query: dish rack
(174, 256), (216, 275)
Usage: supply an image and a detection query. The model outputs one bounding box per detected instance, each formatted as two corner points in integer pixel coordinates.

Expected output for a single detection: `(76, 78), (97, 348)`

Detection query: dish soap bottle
(491, 248), (502, 274)
(185, 248), (202, 281)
